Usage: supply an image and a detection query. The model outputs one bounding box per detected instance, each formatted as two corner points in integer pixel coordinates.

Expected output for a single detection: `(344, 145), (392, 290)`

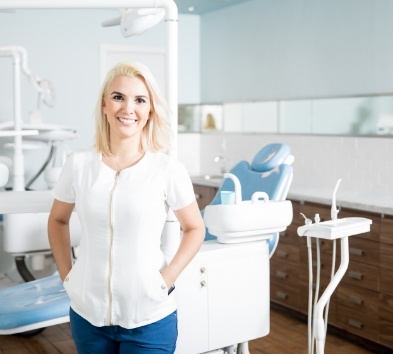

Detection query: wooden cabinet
(271, 200), (393, 349)
(378, 216), (393, 348)
(193, 184), (218, 210)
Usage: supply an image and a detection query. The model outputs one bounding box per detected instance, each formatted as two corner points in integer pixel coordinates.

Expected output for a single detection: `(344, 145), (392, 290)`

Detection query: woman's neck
(106, 140), (145, 171)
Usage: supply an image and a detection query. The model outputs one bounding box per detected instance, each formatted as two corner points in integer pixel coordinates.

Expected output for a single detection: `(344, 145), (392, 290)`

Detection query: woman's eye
(112, 95), (123, 101)
(136, 98), (146, 104)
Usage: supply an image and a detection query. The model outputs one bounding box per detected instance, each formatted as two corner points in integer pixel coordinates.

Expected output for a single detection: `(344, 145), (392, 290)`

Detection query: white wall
(0, 10), (200, 188)
(185, 0), (393, 208)
(192, 133), (393, 207)
(201, 0), (393, 102)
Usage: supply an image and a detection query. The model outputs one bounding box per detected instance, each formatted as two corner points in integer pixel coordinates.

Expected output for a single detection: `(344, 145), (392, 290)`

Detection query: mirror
(178, 94), (393, 136)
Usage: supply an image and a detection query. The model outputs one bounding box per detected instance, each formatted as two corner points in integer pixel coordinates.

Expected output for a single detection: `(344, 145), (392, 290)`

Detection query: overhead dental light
(101, 8), (165, 37)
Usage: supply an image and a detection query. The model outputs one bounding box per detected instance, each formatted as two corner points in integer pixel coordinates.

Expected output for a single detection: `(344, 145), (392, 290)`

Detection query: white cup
(220, 190), (235, 205)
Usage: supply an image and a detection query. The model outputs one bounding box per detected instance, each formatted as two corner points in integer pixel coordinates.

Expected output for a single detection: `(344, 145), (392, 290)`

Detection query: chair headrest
(251, 143), (291, 172)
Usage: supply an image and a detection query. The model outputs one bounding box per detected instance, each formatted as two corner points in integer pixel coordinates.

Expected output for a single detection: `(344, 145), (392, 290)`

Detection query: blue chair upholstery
(203, 143), (293, 256)
(0, 275), (69, 334)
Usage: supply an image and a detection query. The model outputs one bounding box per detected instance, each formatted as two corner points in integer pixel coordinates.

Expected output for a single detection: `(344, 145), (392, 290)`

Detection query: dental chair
(203, 143), (294, 257)
(0, 143), (294, 347)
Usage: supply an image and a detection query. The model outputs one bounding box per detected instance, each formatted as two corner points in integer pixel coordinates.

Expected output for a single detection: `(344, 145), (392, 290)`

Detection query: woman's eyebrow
(110, 91), (124, 96)
(136, 95), (149, 100)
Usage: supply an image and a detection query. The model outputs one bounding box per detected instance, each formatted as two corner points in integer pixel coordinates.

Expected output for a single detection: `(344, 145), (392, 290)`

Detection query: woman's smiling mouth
(118, 117), (137, 124)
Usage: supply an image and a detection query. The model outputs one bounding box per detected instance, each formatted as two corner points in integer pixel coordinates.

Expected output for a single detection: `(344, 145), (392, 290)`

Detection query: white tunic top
(52, 148), (196, 328)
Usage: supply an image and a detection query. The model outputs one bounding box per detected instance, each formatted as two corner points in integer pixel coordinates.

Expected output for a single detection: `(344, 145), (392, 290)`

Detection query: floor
(0, 308), (383, 354)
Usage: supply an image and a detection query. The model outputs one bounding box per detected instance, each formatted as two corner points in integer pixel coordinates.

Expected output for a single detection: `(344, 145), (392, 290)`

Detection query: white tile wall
(179, 132), (393, 201)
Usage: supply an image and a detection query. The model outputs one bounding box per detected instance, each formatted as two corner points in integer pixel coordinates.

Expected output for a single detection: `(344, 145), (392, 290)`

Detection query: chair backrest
(203, 143), (294, 256)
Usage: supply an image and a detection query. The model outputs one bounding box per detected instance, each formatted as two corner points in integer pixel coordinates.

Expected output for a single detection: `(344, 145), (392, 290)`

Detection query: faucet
(224, 173), (242, 204)
(214, 155), (227, 175)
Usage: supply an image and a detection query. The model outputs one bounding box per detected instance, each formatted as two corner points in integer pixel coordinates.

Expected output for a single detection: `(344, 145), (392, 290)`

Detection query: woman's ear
(102, 97), (107, 114)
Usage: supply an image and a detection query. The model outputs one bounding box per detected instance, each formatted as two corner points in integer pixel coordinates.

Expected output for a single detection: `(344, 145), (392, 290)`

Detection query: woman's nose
(123, 100), (135, 114)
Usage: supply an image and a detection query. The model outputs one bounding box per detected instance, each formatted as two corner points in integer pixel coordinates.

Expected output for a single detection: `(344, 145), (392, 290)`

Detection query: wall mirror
(179, 94), (393, 136)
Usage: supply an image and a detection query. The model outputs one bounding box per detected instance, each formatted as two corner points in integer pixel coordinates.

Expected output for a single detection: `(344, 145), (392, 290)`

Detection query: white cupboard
(175, 240), (270, 353)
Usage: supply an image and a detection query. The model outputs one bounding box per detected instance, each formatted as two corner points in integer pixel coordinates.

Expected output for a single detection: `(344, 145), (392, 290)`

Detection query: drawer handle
(312, 260), (324, 268)
(349, 271), (363, 280)
(349, 295), (363, 305)
(275, 271), (288, 279)
(276, 291), (288, 300)
(349, 247), (364, 256)
(195, 194), (201, 200)
(277, 250), (288, 259)
(348, 319), (363, 329)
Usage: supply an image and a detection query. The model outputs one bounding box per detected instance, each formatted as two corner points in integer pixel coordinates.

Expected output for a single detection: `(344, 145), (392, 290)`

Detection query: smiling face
(102, 75), (151, 144)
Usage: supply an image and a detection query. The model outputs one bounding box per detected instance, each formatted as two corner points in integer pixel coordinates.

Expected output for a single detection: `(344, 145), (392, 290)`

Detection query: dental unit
(297, 179), (372, 354)
(0, 142), (295, 354)
(0, 2), (299, 354)
(0, 45), (78, 283)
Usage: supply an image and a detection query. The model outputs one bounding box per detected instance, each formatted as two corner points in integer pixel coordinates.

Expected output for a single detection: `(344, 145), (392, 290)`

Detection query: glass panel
(201, 105), (223, 132)
(178, 104), (201, 132)
(242, 101), (278, 133)
(179, 94), (393, 136)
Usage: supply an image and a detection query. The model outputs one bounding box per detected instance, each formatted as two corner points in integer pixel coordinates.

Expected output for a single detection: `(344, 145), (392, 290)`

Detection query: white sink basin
(204, 200), (293, 244)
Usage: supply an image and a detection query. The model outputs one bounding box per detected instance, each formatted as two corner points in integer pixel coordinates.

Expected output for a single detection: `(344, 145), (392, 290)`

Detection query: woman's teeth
(118, 117), (137, 124)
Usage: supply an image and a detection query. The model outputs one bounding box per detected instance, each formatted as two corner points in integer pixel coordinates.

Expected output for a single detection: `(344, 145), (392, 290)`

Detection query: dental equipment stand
(297, 179), (372, 354)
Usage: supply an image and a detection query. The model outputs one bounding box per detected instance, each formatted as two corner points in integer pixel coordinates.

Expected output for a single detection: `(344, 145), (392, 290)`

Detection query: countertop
(191, 176), (393, 217)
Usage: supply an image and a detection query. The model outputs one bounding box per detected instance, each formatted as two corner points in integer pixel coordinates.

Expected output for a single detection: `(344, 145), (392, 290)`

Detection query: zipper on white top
(108, 170), (120, 325)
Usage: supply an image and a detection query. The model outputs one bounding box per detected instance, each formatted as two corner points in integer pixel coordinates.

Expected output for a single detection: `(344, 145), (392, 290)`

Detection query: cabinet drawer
(298, 248), (337, 279)
(270, 282), (299, 310)
(298, 237), (338, 256)
(272, 243), (299, 264)
(379, 318), (393, 348)
(347, 237), (379, 267)
(380, 242), (393, 270)
(337, 306), (378, 341)
(380, 268), (393, 296)
(298, 277), (337, 324)
(279, 225), (299, 246)
(337, 284), (379, 317)
(342, 260), (379, 291)
(381, 217), (393, 245)
(379, 293), (393, 322)
(271, 259), (299, 288)
(193, 185), (218, 210)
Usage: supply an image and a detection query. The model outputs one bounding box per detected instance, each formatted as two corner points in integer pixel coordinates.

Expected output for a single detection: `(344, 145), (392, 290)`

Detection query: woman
(48, 62), (205, 354)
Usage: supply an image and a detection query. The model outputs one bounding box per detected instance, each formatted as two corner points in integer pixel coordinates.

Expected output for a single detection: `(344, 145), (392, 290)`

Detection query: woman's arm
(160, 200), (205, 288)
(48, 199), (75, 282)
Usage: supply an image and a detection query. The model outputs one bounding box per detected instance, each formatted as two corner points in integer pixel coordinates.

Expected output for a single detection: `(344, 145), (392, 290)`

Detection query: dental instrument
(297, 179), (372, 354)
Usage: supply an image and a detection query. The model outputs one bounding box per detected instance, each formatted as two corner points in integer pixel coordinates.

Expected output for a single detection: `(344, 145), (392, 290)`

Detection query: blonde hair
(94, 62), (172, 155)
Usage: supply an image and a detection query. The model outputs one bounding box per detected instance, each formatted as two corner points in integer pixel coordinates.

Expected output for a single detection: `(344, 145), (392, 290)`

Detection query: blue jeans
(69, 308), (177, 354)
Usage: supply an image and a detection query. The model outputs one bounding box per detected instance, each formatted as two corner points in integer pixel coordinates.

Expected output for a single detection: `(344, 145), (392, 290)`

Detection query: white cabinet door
(175, 240), (270, 354)
(175, 257), (209, 354)
(206, 241), (270, 350)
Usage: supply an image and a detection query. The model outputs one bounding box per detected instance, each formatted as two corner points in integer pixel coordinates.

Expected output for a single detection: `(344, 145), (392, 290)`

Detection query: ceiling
(174, 0), (252, 15)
